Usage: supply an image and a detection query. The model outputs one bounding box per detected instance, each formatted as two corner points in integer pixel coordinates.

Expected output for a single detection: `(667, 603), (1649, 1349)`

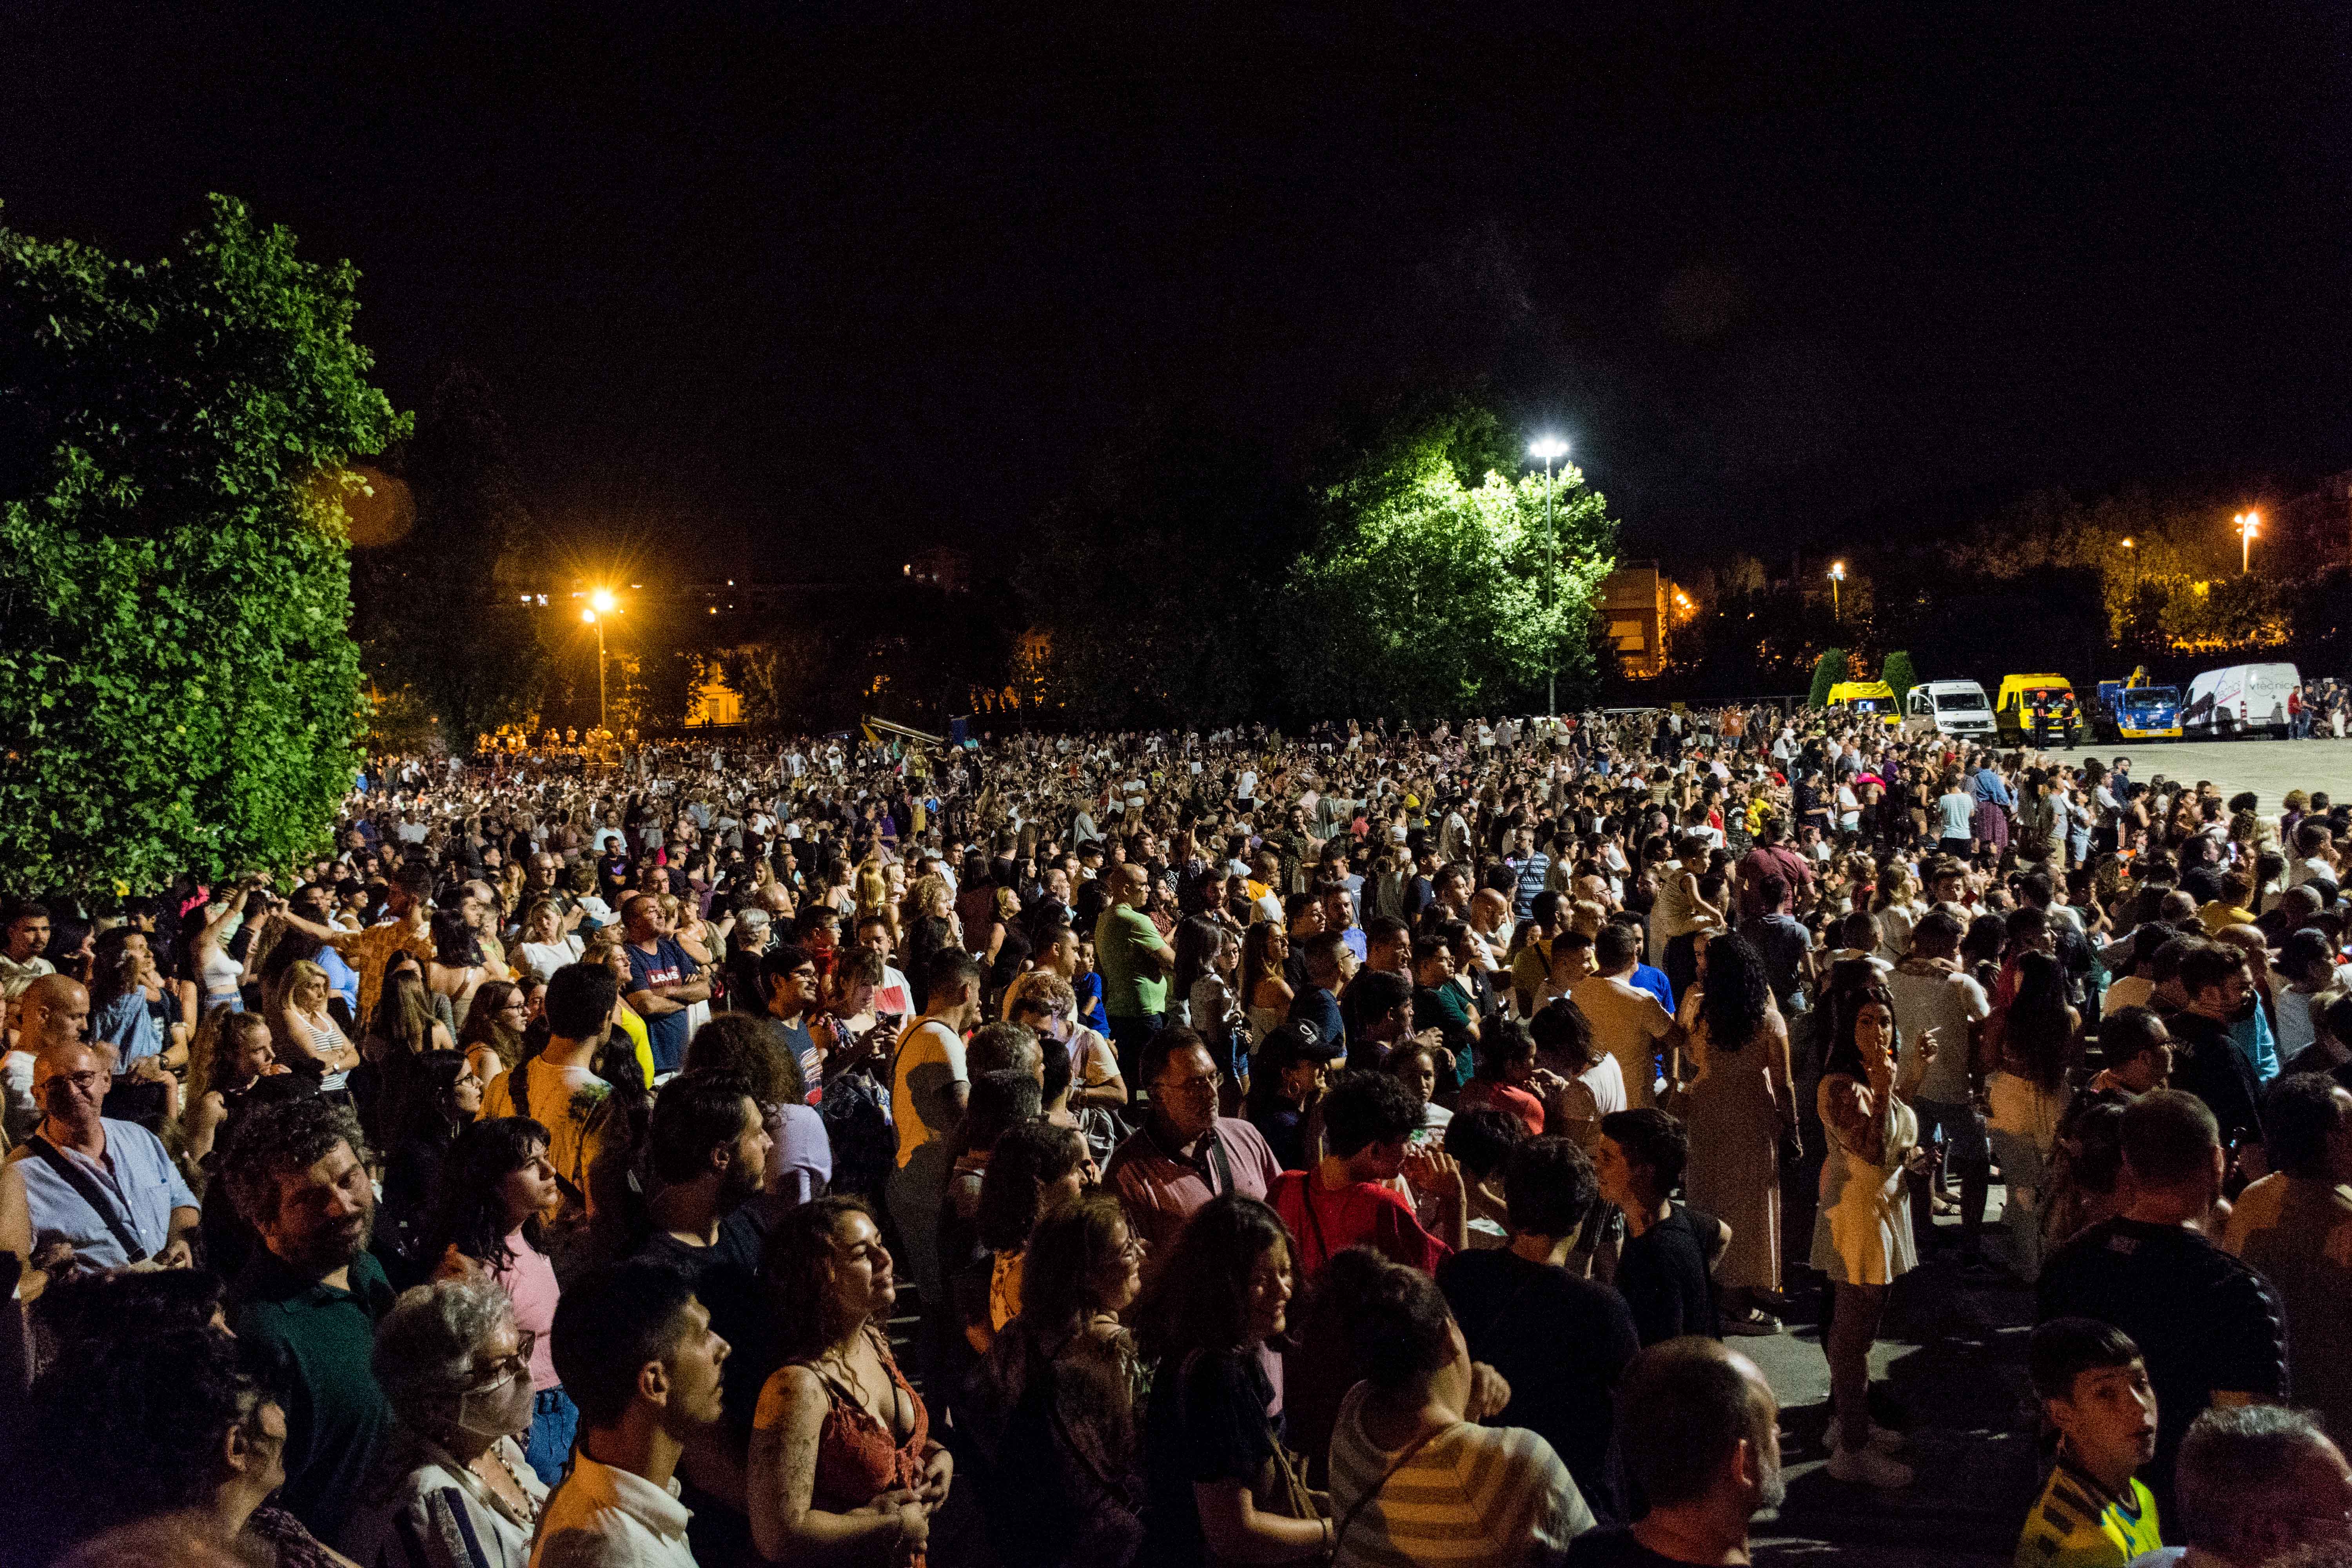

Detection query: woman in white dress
(1811, 982), (1926, 1490)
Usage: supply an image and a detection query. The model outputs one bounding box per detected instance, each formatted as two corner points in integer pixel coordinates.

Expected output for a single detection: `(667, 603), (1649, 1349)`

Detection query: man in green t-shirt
(223, 1096), (396, 1544)
(1094, 862), (1174, 1082)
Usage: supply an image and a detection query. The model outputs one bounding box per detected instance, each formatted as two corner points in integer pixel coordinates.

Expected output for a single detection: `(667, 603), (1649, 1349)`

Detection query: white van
(2183, 662), (2300, 739)
(1903, 679), (1996, 740)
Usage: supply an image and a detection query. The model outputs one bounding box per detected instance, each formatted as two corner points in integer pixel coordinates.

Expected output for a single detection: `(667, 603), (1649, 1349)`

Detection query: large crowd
(4, 702), (2352, 1568)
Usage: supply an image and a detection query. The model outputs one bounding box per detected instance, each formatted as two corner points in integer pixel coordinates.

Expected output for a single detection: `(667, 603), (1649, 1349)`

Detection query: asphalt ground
(2051, 735), (2352, 804)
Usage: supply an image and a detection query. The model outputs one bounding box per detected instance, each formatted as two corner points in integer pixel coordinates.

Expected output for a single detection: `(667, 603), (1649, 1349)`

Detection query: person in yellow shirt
(2196, 870), (2259, 936)
(2016, 1318), (2161, 1568)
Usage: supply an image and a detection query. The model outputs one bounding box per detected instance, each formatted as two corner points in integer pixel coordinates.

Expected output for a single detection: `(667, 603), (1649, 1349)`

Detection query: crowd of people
(3, 700), (2352, 1567)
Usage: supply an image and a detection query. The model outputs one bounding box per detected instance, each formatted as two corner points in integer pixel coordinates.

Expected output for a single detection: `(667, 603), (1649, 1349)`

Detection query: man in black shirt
(628, 1068), (775, 1566)
(1564, 1339), (1782, 1568)
(1595, 1110), (1722, 1345)
(1437, 1135), (1638, 1516)
(2161, 943), (2266, 1154)
(2037, 1089), (2288, 1511)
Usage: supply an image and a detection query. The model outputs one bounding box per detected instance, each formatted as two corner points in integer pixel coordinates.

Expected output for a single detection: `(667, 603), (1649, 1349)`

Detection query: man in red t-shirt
(1271, 1070), (1464, 1278)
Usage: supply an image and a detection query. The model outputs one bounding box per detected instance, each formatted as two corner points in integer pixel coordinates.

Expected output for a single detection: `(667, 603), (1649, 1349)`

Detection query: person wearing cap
(1246, 1018), (1345, 1172)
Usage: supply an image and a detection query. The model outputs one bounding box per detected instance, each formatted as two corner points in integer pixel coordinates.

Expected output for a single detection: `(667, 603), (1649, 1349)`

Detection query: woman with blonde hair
(513, 901), (582, 984)
(267, 958), (361, 1101)
(853, 860), (892, 922)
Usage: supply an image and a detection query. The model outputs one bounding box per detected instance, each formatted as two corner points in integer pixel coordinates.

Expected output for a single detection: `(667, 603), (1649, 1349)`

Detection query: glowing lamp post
(1828, 560), (1846, 621)
(2234, 512), (2259, 575)
(1528, 437), (1570, 714)
(584, 588), (621, 729)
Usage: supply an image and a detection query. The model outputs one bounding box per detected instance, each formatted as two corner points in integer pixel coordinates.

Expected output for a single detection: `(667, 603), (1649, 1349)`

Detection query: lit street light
(2234, 511), (2260, 575)
(1528, 437), (1570, 714)
(583, 588), (621, 729)
(1828, 559), (1846, 621)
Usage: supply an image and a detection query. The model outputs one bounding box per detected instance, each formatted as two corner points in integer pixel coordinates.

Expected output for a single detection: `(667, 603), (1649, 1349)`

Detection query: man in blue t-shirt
(620, 892), (709, 1074)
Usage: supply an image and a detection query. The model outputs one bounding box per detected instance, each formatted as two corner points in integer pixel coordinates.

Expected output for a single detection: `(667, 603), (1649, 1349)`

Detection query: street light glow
(1829, 561), (1846, 580)
(582, 608), (597, 624)
(590, 587), (618, 614)
(1528, 437), (1569, 461)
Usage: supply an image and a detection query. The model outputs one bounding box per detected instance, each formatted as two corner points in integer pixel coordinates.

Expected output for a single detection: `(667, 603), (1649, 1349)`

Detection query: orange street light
(2234, 512), (2260, 575)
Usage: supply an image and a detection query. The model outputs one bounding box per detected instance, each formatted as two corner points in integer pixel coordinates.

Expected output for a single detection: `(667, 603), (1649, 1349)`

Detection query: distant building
(685, 666), (743, 728)
(1598, 561), (1674, 677)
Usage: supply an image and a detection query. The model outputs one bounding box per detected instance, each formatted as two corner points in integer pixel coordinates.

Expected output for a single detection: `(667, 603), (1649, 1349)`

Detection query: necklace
(470, 1439), (542, 1523)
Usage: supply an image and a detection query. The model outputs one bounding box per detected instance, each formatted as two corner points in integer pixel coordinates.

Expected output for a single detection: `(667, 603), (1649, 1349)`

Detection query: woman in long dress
(1811, 982), (1926, 1490)
(1677, 931), (1798, 1331)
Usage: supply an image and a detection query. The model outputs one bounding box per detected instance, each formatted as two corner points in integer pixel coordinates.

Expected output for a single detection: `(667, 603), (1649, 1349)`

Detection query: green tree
(1808, 648), (1847, 708)
(0, 196), (405, 892)
(1880, 650), (1919, 702)
(353, 366), (548, 748)
(1287, 432), (1616, 720)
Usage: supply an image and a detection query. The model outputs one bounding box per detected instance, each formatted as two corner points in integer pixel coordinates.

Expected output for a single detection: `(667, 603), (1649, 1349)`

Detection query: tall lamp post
(2234, 511), (2260, 575)
(1528, 437), (1570, 714)
(583, 587), (619, 730)
(1828, 559), (1846, 621)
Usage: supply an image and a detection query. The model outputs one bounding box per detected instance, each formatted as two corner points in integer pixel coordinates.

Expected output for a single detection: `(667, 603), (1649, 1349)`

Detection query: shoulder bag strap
(1332, 1422), (1452, 1556)
(20, 1135), (149, 1263)
(1295, 1173), (1333, 1273)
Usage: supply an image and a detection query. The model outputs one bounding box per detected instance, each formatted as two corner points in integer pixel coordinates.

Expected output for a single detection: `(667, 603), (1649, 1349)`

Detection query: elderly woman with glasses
(341, 1277), (548, 1568)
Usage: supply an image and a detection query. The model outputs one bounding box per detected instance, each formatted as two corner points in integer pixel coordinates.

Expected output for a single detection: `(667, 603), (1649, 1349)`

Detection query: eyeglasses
(1118, 1233), (1150, 1262)
(1156, 1073), (1220, 1099)
(472, 1328), (536, 1386)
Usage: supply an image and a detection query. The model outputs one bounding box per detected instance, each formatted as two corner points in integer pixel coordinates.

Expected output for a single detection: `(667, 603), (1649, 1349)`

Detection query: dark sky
(7, 2), (2349, 574)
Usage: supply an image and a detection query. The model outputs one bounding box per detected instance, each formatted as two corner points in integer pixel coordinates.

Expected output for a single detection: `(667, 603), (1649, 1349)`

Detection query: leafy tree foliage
(1287, 430), (1615, 720)
(353, 367), (549, 748)
(1880, 650), (1918, 702)
(0, 197), (405, 891)
(1808, 649), (1847, 708)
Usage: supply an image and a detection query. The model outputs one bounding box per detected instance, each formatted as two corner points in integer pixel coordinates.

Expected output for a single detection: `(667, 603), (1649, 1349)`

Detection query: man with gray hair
(2158, 1403), (2352, 1567)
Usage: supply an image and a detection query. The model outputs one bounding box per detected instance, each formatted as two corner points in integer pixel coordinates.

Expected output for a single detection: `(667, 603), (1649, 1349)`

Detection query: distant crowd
(3, 701), (2352, 1567)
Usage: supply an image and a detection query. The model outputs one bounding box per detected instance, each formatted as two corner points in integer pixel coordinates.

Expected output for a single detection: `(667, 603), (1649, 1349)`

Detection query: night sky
(7, 2), (2349, 575)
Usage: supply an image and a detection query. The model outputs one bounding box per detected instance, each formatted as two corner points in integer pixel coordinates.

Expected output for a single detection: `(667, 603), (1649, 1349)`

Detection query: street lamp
(2234, 511), (2260, 575)
(583, 587), (621, 730)
(1828, 560), (1847, 621)
(1528, 437), (1570, 714)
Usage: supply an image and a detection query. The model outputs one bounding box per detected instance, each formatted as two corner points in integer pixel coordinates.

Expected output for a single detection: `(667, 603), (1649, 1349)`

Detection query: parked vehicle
(2093, 667), (2181, 741)
(1994, 674), (2084, 746)
(1825, 680), (1898, 713)
(2183, 662), (2300, 739)
(1902, 678), (1997, 740)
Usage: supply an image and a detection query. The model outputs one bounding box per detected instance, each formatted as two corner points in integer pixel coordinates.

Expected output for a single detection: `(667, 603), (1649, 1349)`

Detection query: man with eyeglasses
(1102, 1026), (1279, 1285)
(0, 1033), (198, 1277)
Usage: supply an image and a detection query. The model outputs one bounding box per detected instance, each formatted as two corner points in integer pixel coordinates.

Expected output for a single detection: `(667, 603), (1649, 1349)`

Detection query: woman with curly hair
(22, 1326), (321, 1567)
(748, 1197), (953, 1565)
(1677, 929), (1798, 1330)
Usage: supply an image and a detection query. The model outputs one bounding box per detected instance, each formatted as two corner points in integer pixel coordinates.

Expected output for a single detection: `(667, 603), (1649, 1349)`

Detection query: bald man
(0, 1037), (197, 1275)
(3, 973), (90, 1143)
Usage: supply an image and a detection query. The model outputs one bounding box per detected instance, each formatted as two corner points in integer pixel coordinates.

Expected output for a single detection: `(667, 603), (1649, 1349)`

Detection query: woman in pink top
(428, 1116), (576, 1485)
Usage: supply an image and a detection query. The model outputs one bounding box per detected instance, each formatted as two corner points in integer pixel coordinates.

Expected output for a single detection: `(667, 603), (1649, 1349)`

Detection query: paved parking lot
(2051, 736), (2352, 802)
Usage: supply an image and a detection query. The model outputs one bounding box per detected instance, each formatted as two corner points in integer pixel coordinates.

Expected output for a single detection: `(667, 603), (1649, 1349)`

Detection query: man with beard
(1564, 1338), (1785, 1567)
(221, 1096), (395, 1542)
(629, 1068), (775, 1567)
